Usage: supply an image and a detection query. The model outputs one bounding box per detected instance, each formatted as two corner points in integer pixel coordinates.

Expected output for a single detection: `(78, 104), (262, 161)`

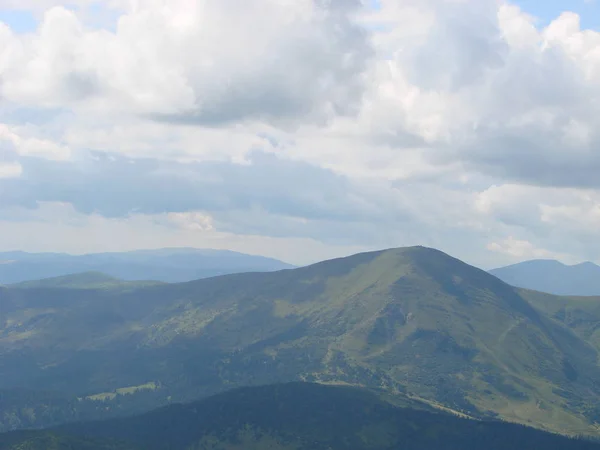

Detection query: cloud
(486, 236), (571, 262)
(0, 1), (118, 10)
(348, 2), (600, 190)
(0, 201), (368, 265)
(0, 0), (600, 268)
(0, 161), (21, 178)
(0, 124), (71, 160)
(167, 211), (214, 232)
(0, 151), (417, 246)
(0, 147), (497, 255)
(0, 1), (372, 127)
(474, 183), (600, 264)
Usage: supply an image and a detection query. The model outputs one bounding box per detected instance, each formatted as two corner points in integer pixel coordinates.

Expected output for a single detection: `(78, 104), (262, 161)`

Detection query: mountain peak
(573, 261), (599, 269)
(490, 258), (600, 296)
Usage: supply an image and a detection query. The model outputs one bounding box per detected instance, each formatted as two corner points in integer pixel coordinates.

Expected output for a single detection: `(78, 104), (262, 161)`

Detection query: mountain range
(2, 383), (599, 450)
(1, 246), (600, 438)
(0, 248), (294, 284)
(490, 260), (600, 296)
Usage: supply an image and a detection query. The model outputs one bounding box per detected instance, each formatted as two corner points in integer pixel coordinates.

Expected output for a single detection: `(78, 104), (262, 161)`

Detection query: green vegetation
(521, 289), (600, 351)
(0, 432), (138, 450)
(2, 246), (600, 436)
(9, 272), (163, 290)
(87, 382), (160, 401)
(1, 383), (599, 450)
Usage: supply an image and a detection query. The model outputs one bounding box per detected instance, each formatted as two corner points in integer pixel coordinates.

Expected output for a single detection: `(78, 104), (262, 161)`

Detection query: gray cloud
(406, 1), (507, 91)
(155, 2), (372, 127)
(454, 129), (600, 189)
(0, 150), (409, 231)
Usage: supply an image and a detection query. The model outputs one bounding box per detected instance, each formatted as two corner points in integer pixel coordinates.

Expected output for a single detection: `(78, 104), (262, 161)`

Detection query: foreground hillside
(490, 260), (600, 296)
(1, 383), (599, 450)
(2, 246), (600, 435)
(0, 248), (294, 284)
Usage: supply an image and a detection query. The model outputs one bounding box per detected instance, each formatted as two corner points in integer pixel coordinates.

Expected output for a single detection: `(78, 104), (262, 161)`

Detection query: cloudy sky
(0, 0), (599, 268)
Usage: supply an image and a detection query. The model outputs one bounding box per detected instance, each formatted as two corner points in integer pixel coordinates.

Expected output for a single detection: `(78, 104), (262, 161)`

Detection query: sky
(514, 0), (600, 29)
(1, 0), (600, 268)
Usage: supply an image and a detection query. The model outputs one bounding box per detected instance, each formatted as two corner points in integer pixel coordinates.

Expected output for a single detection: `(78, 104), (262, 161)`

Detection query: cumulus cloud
(0, 0), (372, 126)
(0, 0), (600, 267)
(486, 236), (571, 262)
(349, 2), (600, 189)
(0, 124), (71, 160)
(167, 211), (214, 232)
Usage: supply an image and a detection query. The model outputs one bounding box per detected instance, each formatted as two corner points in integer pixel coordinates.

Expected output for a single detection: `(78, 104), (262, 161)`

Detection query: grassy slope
(521, 289), (600, 352)
(1, 383), (600, 450)
(8, 272), (164, 290)
(0, 432), (138, 450)
(1, 247), (600, 435)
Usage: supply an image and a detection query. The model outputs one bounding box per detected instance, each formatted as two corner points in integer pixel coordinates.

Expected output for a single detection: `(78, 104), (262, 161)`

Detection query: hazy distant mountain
(2, 246), (600, 436)
(2, 383), (598, 450)
(490, 259), (600, 296)
(0, 248), (294, 284)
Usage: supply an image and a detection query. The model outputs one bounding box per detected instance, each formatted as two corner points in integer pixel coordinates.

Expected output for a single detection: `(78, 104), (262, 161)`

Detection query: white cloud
(540, 193), (600, 233)
(167, 211), (214, 232)
(486, 236), (571, 261)
(350, 1), (600, 189)
(0, 1), (371, 125)
(0, 124), (71, 160)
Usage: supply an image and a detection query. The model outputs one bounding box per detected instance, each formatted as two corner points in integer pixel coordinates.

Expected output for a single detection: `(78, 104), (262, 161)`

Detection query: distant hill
(2, 246), (600, 436)
(490, 259), (600, 296)
(9, 272), (164, 290)
(1, 383), (599, 450)
(0, 248), (295, 284)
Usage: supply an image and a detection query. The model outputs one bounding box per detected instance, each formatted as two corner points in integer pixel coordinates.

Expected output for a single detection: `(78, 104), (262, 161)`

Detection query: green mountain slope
(1, 383), (599, 450)
(520, 289), (600, 364)
(0, 432), (138, 450)
(8, 272), (164, 290)
(1, 246), (600, 435)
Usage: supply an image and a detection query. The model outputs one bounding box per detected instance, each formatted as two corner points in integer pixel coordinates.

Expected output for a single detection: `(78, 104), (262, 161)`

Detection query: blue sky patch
(515, 0), (599, 30)
(0, 9), (37, 33)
